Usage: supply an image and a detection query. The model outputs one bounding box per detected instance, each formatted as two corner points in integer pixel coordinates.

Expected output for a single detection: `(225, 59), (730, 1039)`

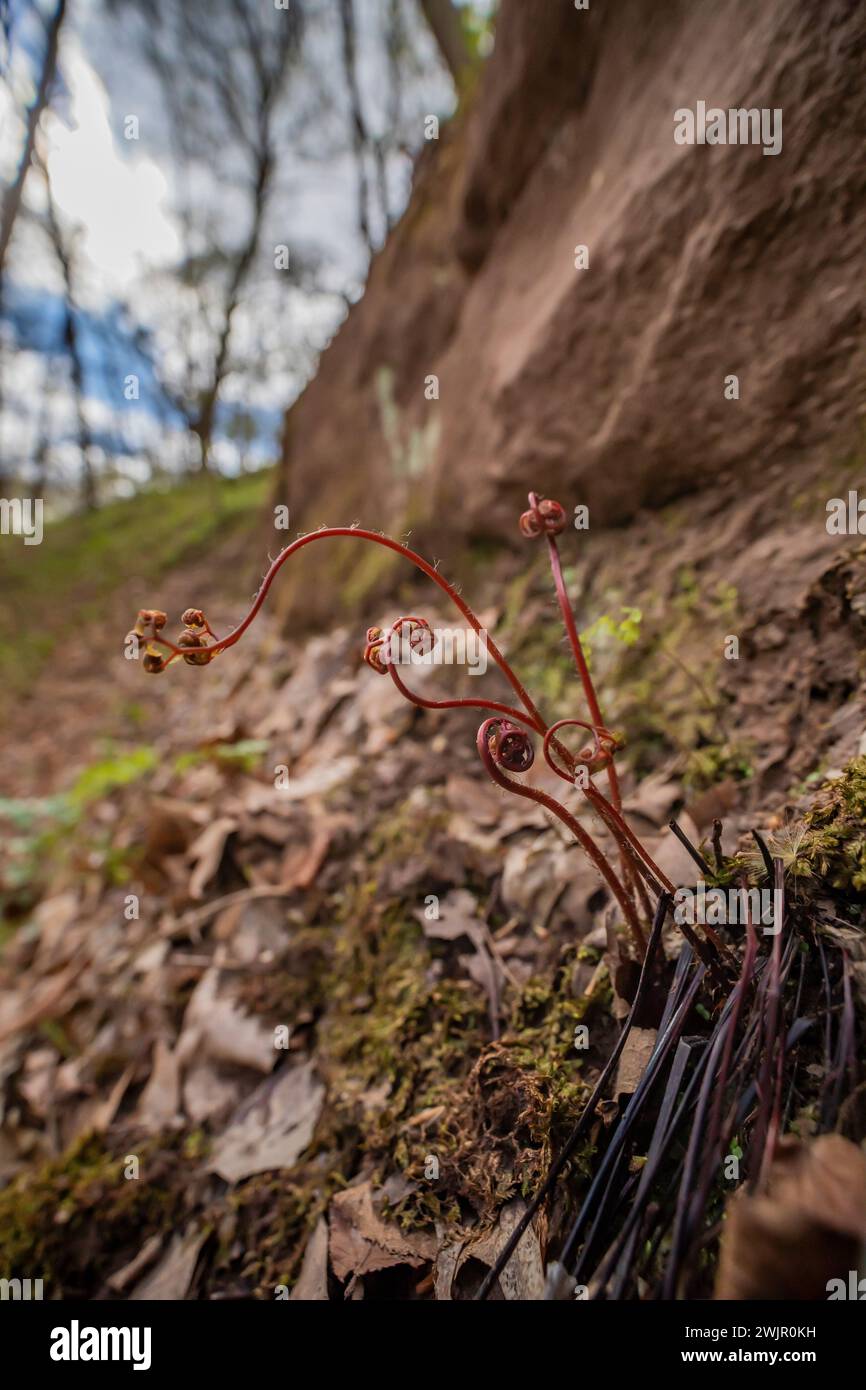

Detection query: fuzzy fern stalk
(127, 497), (739, 967)
(126, 493), (733, 966)
(126, 491), (866, 1302)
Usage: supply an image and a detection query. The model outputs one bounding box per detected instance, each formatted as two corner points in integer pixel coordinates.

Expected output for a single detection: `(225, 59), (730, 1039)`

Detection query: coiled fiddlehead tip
(519, 495), (567, 539)
(177, 629), (213, 666)
(543, 718), (620, 781)
(484, 718), (535, 773)
(363, 626), (389, 674)
(132, 608), (167, 638)
(364, 615), (434, 674)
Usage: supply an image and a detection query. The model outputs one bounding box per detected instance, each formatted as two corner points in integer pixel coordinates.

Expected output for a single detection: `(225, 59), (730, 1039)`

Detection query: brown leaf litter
(715, 1135), (866, 1300)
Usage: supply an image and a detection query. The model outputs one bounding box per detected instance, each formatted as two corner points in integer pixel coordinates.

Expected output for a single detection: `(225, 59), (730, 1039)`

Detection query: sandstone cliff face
(277, 0), (866, 570)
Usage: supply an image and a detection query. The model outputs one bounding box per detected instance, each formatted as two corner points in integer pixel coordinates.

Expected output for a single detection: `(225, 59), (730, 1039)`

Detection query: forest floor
(0, 452), (864, 1299)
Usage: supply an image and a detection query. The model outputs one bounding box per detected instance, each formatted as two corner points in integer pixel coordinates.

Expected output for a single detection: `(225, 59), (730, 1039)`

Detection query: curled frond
(519, 494), (567, 539)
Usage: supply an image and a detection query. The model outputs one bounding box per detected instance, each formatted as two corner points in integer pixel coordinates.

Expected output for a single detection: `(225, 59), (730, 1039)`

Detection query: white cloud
(41, 40), (179, 293)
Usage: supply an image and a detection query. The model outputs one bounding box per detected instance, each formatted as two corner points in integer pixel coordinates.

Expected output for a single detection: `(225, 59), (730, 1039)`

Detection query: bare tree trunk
(33, 367), (54, 497)
(42, 161), (97, 512)
(417, 0), (472, 86)
(0, 0), (67, 284)
(338, 0), (375, 258)
(137, 0), (298, 475)
(191, 140), (272, 473)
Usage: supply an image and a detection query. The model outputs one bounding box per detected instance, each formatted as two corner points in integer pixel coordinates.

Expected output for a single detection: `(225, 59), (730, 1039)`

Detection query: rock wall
(276, 0), (866, 580)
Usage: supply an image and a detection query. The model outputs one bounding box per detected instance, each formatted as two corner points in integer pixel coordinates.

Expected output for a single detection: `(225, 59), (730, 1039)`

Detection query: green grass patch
(0, 470), (272, 693)
(0, 744), (158, 929)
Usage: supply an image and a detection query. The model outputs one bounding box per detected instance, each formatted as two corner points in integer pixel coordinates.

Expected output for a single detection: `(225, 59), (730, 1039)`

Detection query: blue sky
(1, 1), (492, 493)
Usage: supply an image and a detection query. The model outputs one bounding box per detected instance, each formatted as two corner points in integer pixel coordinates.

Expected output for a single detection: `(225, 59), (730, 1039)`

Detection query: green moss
(728, 758), (866, 901)
(683, 741), (754, 792)
(0, 1133), (187, 1294)
(339, 534), (403, 610)
(224, 1176), (325, 1295)
(0, 471), (271, 696)
(580, 606), (643, 668)
(174, 739), (269, 775)
(232, 785), (604, 1240)
(789, 449), (864, 515)
(546, 564), (745, 782)
(1, 744), (161, 927)
(504, 974), (597, 1137)
(330, 911), (594, 1222)
(500, 558), (576, 714)
(236, 924), (333, 1025)
(795, 757), (866, 892)
(321, 901), (483, 1107)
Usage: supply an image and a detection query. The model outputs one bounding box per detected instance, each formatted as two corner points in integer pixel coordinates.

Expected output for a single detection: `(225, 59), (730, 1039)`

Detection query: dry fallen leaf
(130, 1227), (207, 1300)
(415, 888), (482, 944)
(32, 891), (80, 970)
(621, 772), (682, 829)
(182, 1059), (244, 1125)
(187, 817), (237, 899)
(108, 1233), (163, 1293)
(207, 1060), (324, 1183)
(273, 756), (359, 802)
(437, 1199), (545, 1300)
(18, 1048), (57, 1118)
(415, 890), (505, 1020)
(445, 773), (503, 828)
(614, 1027), (658, 1098)
(501, 834), (597, 935)
(329, 1179), (435, 1283)
(136, 1039), (181, 1132)
(644, 812), (703, 890)
(715, 1134), (866, 1300)
(0, 958), (88, 1045)
(177, 967), (276, 1073)
(684, 779), (739, 833)
(278, 820), (332, 890)
(290, 1216), (329, 1300)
